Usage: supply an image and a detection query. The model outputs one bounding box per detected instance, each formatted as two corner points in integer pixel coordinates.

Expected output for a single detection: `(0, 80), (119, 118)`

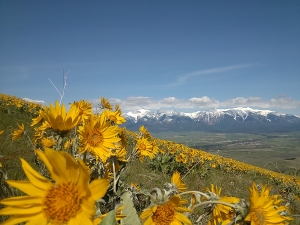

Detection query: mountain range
(121, 107), (300, 133)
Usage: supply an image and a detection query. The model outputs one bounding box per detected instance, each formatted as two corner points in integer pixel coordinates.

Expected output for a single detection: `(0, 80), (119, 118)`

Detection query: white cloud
(222, 97), (266, 108)
(166, 64), (254, 87)
(23, 98), (46, 105)
(90, 95), (300, 113)
(269, 96), (300, 108)
(188, 96), (220, 108)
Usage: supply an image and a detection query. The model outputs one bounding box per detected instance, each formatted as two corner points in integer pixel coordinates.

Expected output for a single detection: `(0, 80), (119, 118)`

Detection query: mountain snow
(123, 107), (283, 123)
(125, 109), (151, 123)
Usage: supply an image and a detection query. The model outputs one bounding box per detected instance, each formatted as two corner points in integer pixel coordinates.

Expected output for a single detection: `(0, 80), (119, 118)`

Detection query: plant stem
(112, 161), (117, 209)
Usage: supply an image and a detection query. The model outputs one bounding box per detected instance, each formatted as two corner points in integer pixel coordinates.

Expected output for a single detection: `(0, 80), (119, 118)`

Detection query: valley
(152, 131), (300, 176)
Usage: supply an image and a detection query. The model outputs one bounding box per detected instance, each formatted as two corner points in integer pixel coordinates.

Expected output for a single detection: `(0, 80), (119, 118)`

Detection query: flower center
(43, 183), (82, 224)
(139, 143), (146, 150)
(152, 202), (175, 225)
(252, 207), (265, 225)
(88, 129), (103, 146)
(109, 115), (117, 122)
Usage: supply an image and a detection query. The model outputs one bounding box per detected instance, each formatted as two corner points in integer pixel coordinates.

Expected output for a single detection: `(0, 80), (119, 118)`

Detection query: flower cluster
(0, 95), (297, 225)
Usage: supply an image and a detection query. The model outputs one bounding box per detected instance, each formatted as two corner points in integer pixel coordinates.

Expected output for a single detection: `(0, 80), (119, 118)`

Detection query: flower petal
(0, 196), (41, 206)
(0, 215), (31, 225)
(6, 180), (46, 197)
(174, 212), (192, 225)
(89, 178), (109, 201)
(0, 205), (41, 215)
(20, 158), (51, 190)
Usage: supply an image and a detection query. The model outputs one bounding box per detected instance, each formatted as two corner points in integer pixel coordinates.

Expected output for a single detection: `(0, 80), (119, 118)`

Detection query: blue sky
(1, 1), (300, 115)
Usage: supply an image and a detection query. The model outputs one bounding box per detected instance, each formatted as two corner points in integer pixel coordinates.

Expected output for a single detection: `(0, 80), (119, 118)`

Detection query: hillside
(0, 93), (299, 225)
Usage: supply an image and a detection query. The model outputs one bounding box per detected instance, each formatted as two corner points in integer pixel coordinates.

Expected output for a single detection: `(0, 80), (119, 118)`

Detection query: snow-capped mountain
(121, 107), (300, 133)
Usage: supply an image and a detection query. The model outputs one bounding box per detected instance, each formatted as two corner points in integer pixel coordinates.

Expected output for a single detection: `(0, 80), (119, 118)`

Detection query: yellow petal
(76, 159), (90, 195)
(144, 216), (154, 225)
(25, 212), (48, 225)
(34, 149), (57, 180)
(20, 158), (51, 191)
(140, 207), (153, 220)
(0, 205), (41, 215)
(89, 179), (110, 201)
(61, 103), (67, 120)
(70, 210), (94, 225)
(0, 196), (41, 206)
(62, 151), (80, 184)
(175, 212), (192, 225)
(44, 148), (69, 183)
(6, 180), (46, 197)
(0, 215), (31, 225)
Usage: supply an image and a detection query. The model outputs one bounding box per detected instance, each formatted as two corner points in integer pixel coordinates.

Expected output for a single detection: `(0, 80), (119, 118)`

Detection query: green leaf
(99, 209), (118, 225)
(120, 192), (141, 225)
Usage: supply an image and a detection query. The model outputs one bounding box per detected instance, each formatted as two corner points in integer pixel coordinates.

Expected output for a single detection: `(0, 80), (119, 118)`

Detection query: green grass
(1, 101), (300, 224)
(0, 106), (37, 181)
(153, 131), (300, 176)
(124, 159), (300, 224)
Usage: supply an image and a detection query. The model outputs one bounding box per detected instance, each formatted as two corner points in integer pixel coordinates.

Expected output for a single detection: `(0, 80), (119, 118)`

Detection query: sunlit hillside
(0, 93), (299, 225)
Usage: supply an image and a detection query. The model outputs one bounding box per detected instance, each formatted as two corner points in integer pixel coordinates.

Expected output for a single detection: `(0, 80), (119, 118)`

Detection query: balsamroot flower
(207, 184), (240, 225)
(93, 205), (126, 225)
(78, 113), (120, 162)
(245, 182), (293, 225)
(41, 137), (56, 147)
(100, 97), (112, 110)
(171, 171), (188, 193)
(69, 100), (92, 121)
(139, 125), (151, 139)
(135, 137), (158, 162)
(0, 148), (109, 225)
(140, 195), (192, 225)
(103, 109), (126, 125)
(31, 109), (45, 126)
(43, 101), (82, 133)
(11, 123), (25, 140)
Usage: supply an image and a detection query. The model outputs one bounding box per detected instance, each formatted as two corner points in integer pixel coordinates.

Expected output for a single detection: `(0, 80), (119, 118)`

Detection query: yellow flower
(245, 182), (293, 225)
(33, 127), (44, 143)
(175, 153), (187, 164)
(0, 148), (109, 225)
(38, 121), (52, 131)
(64, 138), (74, 150)
(169, 147), (177, 155)
(135, 137), (158, 161)
(100, 97), (112, 110)
(119, 128), (128, 147)
(207, 184), (240, 225)
(0, 130), (4, 135)
(41, 137), (56, 147)
(139, 125), (151, 139)
(31, 109), (45, 126)
(171, 171), (188, 193)
(103, 109), (126, 125)
(70, 100), (92, 121)
(106, 147), (127, 173)
(93, 205), (126, 225)
(43, 100), (82, 133)
(130, 182), (140, 191)
(12, 123), (25, 140)
(140, 195), (192, 225)
(78, 113), (120, 162)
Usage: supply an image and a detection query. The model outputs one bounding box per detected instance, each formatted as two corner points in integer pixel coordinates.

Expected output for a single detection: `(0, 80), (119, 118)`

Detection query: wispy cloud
(90, 95), (300, 114)
(23, 98), (46, 105)
(165, 63), (254, 87)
